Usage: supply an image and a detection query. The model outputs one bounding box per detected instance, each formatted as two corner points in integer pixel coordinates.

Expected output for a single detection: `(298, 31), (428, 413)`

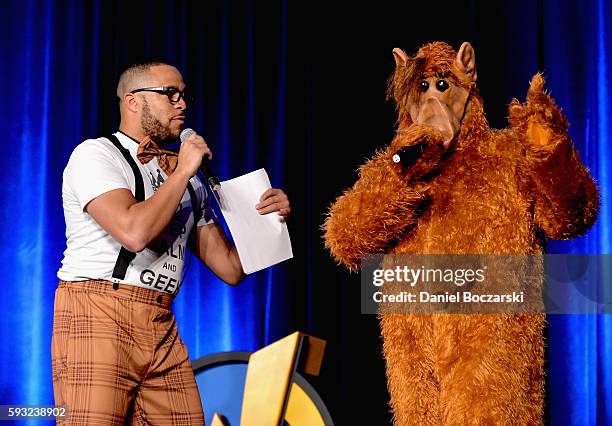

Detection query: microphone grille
(180, 128), (195, 143)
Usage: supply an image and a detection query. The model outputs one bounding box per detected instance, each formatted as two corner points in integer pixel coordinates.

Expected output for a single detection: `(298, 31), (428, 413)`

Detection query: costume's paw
(508, 73), (568, 147)
(390, 124), (445, 181)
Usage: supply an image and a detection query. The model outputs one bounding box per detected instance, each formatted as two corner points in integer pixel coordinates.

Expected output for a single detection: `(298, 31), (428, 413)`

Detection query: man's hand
(175, 132), (213, 178)
(255, 188), (291, 220)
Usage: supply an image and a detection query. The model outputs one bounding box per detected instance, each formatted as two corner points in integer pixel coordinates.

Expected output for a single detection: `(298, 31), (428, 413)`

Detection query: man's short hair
(116, 61), (171, 99)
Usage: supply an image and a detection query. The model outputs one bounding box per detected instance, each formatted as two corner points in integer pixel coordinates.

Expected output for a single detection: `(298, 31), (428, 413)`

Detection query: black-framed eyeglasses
(130, 86), (190, 104)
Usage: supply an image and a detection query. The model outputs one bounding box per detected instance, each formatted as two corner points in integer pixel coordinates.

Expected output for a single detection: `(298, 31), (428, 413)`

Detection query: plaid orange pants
(51, 280), (205, 425)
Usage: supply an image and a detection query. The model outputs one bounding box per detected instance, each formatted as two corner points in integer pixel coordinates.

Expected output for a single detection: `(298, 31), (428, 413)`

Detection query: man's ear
(123, 92), (139, 113)
(455, 42), (477, 82)
(392, 48), (409, 67)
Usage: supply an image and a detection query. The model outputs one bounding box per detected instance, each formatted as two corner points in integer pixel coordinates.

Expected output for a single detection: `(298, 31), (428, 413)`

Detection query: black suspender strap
(106, 134), (145, 201)
(186, 181), (202, 248)
(186, 182), (201, 222)
(106, 134), (145, 281)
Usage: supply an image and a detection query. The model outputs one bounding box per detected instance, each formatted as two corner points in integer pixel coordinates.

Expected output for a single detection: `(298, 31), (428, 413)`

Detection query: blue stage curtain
(500, 0), (611, 423)
(0, 0), (291, 410)
(536, 0), (611, 423)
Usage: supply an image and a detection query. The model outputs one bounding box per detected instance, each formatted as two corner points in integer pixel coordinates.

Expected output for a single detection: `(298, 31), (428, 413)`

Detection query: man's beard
(141, 99), (176, 143)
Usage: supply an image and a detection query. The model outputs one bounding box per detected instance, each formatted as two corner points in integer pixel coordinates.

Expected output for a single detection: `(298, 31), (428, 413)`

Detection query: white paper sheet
(218, 168), (293, 274)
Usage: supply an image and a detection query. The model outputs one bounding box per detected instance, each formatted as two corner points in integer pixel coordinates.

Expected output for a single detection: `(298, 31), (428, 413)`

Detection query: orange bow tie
(136, 137), (178, 176)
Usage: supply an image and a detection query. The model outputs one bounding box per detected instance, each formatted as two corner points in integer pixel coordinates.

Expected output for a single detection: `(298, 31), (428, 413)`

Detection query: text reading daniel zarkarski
(369, 266), (525, 303)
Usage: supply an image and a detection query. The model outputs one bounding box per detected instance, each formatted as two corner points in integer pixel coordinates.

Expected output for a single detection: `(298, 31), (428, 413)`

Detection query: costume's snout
(415, 97), (459, 148)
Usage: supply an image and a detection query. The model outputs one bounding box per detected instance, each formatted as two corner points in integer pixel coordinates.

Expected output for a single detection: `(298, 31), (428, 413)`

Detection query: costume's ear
(455, 42), (477, 82)
(392, 48), (409, 67)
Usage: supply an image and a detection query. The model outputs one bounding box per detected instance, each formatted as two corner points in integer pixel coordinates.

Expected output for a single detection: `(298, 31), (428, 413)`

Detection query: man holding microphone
(53, 62), (290, 425)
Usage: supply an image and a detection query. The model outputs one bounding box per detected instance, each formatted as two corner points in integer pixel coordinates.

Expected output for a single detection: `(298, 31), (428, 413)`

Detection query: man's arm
(192, 188), (291, 285)
(85, 133), (210, 252)
(193, 223), (246, 286)
(86, 171), (192, 252)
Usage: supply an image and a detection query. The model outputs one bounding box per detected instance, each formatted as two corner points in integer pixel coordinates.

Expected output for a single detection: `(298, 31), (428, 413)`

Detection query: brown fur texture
(323, 42), (599, 425)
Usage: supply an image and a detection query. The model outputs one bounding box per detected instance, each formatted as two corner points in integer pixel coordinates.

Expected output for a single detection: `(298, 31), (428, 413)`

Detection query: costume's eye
(420, 81), (429, 92)
(436, 79), (450, 92)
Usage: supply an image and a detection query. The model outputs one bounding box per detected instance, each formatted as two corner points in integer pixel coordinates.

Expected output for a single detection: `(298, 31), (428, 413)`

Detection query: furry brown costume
(323, 41), (599, 425)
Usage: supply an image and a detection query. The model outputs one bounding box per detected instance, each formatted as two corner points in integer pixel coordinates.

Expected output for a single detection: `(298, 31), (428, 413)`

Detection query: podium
(192, 331), (333, 425)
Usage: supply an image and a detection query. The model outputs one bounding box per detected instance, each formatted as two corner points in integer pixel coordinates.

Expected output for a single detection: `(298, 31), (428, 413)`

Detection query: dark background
(294, 2), (551, 424)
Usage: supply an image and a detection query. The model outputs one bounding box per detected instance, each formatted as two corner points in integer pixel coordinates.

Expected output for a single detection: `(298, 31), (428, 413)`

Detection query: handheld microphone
(392, 142), (426, 168)
(179, 128), (224, 207)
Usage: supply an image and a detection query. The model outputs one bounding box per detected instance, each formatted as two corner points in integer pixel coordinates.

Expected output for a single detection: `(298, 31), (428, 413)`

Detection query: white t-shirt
(57, 131), (217, 295)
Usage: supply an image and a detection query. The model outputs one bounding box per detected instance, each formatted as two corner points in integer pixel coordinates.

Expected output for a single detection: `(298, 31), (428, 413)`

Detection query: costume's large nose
(415, 97), (460, 147)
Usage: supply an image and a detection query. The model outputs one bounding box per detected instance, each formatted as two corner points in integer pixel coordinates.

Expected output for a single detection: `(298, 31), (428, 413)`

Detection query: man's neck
(118, 123), (147, 143)
(117, 129), (141, 145)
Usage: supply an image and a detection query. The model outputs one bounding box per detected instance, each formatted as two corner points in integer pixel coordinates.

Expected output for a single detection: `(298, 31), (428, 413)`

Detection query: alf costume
(323, 41), (599, 425)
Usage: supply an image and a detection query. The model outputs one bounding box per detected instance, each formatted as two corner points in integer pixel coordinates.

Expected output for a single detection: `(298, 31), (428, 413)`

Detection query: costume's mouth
(415, 98), (459, 148)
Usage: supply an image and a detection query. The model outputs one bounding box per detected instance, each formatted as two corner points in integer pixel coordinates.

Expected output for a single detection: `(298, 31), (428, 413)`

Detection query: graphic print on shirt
(138, 191), (192, 294)
(148, 169), (165, 192)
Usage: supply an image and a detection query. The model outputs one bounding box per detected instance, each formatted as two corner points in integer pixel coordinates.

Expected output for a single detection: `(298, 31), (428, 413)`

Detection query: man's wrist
(171, 167), (193, 183)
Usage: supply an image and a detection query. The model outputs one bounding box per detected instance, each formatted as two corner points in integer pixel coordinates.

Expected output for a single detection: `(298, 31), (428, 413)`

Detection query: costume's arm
(323, 125), (445, 271)
(509, 74), (599, 239)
